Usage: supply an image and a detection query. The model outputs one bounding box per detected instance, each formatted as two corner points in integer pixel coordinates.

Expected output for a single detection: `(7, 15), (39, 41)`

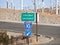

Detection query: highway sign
(24, 22), (32, 29)
(21, 12), (36, 22)
(24, 29), (32, 36)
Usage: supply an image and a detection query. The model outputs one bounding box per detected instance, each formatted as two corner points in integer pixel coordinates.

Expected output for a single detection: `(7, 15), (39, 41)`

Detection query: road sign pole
(24, 22), (32, 45)
(34, 0), (38, 42)
(21, 12), (36, 44)
(26, 37), (29, 45)
(36, 13), (38, 42)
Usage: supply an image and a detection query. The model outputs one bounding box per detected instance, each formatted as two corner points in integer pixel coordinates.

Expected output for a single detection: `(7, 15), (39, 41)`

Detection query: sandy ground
(6, 31), (54, 45)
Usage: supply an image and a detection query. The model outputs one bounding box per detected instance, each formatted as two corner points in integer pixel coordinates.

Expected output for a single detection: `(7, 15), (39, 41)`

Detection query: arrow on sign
(24, 29), (32, 36)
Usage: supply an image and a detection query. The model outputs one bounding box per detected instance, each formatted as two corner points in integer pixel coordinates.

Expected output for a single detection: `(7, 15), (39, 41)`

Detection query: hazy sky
(0, 0), (59, 10)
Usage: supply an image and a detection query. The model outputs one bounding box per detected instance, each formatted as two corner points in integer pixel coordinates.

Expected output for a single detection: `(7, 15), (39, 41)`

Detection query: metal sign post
(36, 13), (40, 42)
(24, 22), (32, 45)
(36, 13), (38, 42)
(34, 0), (39, 42)
(21, 12), (36, 45)
(26, 36), (29, 45)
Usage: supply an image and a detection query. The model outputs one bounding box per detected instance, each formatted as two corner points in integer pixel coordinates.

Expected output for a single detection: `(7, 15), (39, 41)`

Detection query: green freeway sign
(21, 12), (36, 22)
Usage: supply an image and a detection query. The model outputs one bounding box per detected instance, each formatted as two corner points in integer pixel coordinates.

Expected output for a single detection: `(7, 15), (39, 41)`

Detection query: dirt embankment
(0, 8), (60, 24)
(39, 13), (60, 24)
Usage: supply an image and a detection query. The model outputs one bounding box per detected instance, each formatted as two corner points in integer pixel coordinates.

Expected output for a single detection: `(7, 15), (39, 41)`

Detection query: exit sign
(21, 12), (36, 22)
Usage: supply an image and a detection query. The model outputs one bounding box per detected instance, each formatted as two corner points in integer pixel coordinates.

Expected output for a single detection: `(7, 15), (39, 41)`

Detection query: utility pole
(56, 0), (59, 15)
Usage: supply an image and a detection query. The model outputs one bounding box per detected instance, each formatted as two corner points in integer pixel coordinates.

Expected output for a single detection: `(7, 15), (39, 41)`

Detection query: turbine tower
(34, 0), (36, 12)
(11, 0), (13, 9)
(21, 0), (23, 10)
(7, 0), (8, 8)
(42, 0), (44, 14)
(56, 0), (59, 15)
(11, 2), (12, 9)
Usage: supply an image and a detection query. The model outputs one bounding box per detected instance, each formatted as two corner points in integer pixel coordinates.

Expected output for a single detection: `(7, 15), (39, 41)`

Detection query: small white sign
(37, 13), (40, 23)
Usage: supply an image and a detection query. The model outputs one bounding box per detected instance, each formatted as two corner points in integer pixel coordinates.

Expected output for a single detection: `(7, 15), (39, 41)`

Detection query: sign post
(24, 22), (32, 45)
(36, 13), (38, 41)
(36, 13), (40, 42)
(21, 12), (36, 45)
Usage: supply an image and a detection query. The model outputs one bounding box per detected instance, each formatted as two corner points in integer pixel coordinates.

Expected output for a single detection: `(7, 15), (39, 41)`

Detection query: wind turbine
(6, 0), (8, 8)
(42, 0), (44, 14)
(21, 0), (23, 10)
(56, 0), (59, 15)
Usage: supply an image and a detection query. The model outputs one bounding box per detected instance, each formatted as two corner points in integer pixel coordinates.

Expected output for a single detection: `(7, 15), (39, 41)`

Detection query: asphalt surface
(0, 21), (60, 45)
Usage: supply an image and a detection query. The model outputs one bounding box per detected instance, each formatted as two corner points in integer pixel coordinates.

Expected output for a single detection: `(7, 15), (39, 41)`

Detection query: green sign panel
(21, 12), (36, 22)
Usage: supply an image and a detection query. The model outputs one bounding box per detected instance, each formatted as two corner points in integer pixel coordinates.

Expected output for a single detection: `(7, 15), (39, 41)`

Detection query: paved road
(0, 21), (60, 45)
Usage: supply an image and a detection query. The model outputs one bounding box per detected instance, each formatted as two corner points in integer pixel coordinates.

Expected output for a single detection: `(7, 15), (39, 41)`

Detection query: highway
(0, 21), (60, 45)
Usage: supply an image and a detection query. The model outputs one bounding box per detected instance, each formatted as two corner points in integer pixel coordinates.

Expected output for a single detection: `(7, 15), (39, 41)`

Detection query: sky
(0, 0), (60, 10)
